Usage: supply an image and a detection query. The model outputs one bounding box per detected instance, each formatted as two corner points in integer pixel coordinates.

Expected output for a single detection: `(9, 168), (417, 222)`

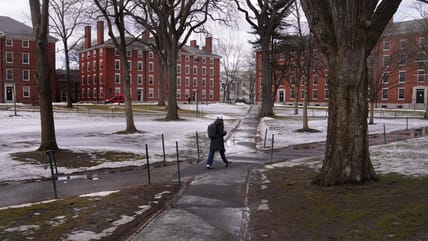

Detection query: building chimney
(190, 40), (197, 48)
(203, 36), (213, 53)
(84, 25), (91, 49)
(97, 21), (104, 45)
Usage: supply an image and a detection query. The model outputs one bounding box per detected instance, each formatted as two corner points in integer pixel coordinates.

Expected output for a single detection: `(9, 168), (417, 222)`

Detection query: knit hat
(216, 115), (223, 120)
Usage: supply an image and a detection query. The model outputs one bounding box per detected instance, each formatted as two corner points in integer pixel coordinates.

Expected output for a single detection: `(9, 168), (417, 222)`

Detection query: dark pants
(206, 150), (228, 166)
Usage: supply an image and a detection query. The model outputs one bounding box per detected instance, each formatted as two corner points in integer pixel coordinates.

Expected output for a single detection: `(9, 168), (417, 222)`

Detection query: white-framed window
(93, 74), (97, 85)
(127, 50), (132, 57)
(185, 56), (190, 62)
(115, 74), (120, 84)
(419, 36), (426, 48)
(312, 89), (318, 100)
(93, 60), (97, 71)
(149, 88), (154, 98)
(177, 64), (181, 74)
(176, 89), (181, 99)
(193, 66), (198, 75)
(138, 61), (143, 71)
(202, 78), (206, 87)
(128, 60), (132, 70)
(138, 75), (143, 85)
(100, 60), (103, 70)
(100, 87), (104, 98)
(149, 62), (154, 72)
(87, 75), (91, 85)
(87, 62), (90, 72)
(177, 77), (181, 86)
(185, 77), (189, 86)
(23, 86), (30, 97)
(202, 57), (206, 64)
(185, 89), (190, 98)
(193, 77), (197, 87)
(417, 69), (425, 83)
(6, 38), (13, 46)
(202, 67), (206, 76)
(22, 40), (29, 48)
(210, 58), (214, 64)
(87, 88), (91, 98)
(115, 87), (121, 94)
(149, 51), (154, 58)
(202, 90), (206, 99)
(6, 69), (13, 80)
(100, 48), (103, 56)
(383, 40), (390, 50)
(324, 89), (329, 100)
(210, 79), (214, 87)
(185, 65), (190, 74)
(23, 69), (30, 81)
(93, 49), (97, 57)
(100, 74), (103, 84)
(149, 75), (154, 85)
(210, 67), (214, 77)
(6, 52), (13, 63)
(93, 88), (97, 98)
(81, 75), (85, 85)
(290, 90), (295, 99)
(209, 90), (214, 100)
(115, 60), (120, 70)
(382, 72), (389, 83)
(383, 55), (390, 67)
(137, 49), (143, 58)
(399, 71), (406, 83)
(398, 88), (405, 100)
(313, 75), (318, 86)
(382, 88), (389, 100)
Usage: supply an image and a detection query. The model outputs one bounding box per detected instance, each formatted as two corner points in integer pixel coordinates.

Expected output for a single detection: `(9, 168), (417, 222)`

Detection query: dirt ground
(246, 165), (428, 241)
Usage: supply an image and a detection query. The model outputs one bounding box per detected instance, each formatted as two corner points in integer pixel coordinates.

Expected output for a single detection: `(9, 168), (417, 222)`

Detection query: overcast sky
(0, 0), (423, 68)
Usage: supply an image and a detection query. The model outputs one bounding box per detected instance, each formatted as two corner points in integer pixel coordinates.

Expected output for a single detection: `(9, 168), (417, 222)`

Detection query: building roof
(385, 18), (428, 35)
(0, 16), (33, 37)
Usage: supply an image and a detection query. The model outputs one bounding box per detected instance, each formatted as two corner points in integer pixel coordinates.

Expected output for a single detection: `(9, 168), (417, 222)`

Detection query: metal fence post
(176, 141), (181, 184)
(383, 124), (387, 144)
(162, 133), (166, 162)
(270, 134), (274, 163)
(406, 117), (409, 130)
(145, 144), (151, 184)
(196, 131), (200, 162)
(263, 128), (268, 148)
(47, 150), (58, 199)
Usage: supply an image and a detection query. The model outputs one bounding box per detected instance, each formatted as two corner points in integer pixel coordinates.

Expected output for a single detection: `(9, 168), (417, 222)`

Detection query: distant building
(0, 16), (56, 104)
(79, 21), (221, 104)
(256, 18), (428, 109)
(55, 69), (80, 102)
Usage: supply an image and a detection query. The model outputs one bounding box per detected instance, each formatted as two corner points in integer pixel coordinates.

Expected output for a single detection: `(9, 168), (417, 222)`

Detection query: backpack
(208, 122), (217, 139)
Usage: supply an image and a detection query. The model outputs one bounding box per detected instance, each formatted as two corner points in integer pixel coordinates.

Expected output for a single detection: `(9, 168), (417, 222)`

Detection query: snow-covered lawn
(1, 103), (427, 183)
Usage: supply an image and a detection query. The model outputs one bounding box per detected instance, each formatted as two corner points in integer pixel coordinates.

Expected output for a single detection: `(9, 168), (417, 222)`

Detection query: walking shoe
(206, 164), (212, 169)
(224, 162), (229, 168)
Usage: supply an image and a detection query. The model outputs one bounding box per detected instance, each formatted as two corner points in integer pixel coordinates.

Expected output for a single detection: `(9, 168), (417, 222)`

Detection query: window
(100, 48), (103, 56)
(87, 75), (91, 85)
(100, 60), (103, 70)
(81, 89), (85, 98)
(115, 87), (121, 94)
(149, 88), (154, 98)
(137, 49), (143, 58)
(399, 39), (407, 49)
(210, 67), (214, 77)
(313, 89), (318, 100)
(193, 56), (198, 63)
(398, 88), (405, 100)
(383, 40), (390, 50)
(185, 89), (190, 99)
(87, 62), (90, 72)
(100, 74), (103, 84)
(149, 51), (154, 58)
(81, 75), (85, 85)
(149, 75), (154, 85)
(185, 77), (189, 86)
(6, 38), (13, 46)
(383, 55), (390, 67)
(22, 40), (29, 48)
(138, 75), (143, 85)
(177, 77), (181, 86)
(202, 78), (206, 87)
(210, 79), (214, 87)
(202, 58), (206, 64)
(149, 62), (154, 72)
(81, 63), (85, 73)
(290, 76), (295, 86)
(138, 61), (143, 71)
(127, 50), (132, 57)
(313, 75), (318, 86)
(417, 70), (425, 83)
(185, 65), (190, 74)
(115, 74), (120, 84)
(115, 60), (120, 70)
(290, 90), (296, 99)
(193, 77), (197, 87)
(382, 88), (388, 100)
(202, 67), (206, 76)
(93, 75), (97, 85)
(128, 60), (132, 70)
(193, 66), (198, 75)
(177, 89), (181, 99)
(209, 90), (214, 100)
(210, 58), (214, 64)
(100, 87), (104, 98)
(202, 90), (206, 99)
(6, 52), (13, 63)
(399, 71), (406, 83)
(23, 70), (30, 81)
(23, 86), (30, 97)
(399, 54), (406, 65)
(419, 36), (426, 48)
(6, 69), (13, 80)
(185, 56), (190, 62)
(177, 64), (181, 74)
(382, 72), (389, 83)
(87, 88), (91, 98)
(93, 88), (97, 98)
(324, 89), (329, 100)
(93, 61), (97, 71)
(93, 49), (97, 57)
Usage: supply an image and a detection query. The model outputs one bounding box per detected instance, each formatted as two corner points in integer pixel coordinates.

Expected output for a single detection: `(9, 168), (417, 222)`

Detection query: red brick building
(0, 16), (56, 104)
(256, 18), (428, 109)
(79, 21), (221, 104)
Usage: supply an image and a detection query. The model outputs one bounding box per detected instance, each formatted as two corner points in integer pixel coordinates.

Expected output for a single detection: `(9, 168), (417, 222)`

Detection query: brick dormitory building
(256, 18), (428, 110)
(79, 21), (221, 104)
(0, 16), (56, 104)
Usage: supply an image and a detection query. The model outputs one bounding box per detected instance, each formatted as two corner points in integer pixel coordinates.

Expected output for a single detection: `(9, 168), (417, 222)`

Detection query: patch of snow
(79, 190), (120, 198)
(0, 199), (58, 211)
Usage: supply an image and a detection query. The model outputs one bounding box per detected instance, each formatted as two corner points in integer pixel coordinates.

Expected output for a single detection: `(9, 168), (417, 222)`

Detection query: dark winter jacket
(209, 119), (227, 152)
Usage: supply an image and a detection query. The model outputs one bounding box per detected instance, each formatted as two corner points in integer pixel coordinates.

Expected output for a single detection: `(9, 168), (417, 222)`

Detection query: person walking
(206, 115), (230, 169)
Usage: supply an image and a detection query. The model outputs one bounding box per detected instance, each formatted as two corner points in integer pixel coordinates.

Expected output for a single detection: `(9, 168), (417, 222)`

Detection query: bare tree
(301, 0), (402, 185)
(128, 0), (230, 120)
(235, 0), (294, 117)
(93, 0), (138, 133)
(49, 0), (86, 108)
(217, 40), (244, 103)
(29, 0), (59, 151)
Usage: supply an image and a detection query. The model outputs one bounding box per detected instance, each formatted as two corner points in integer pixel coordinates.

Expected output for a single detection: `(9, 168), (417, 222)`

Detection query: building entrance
(416, 89), (425, 104)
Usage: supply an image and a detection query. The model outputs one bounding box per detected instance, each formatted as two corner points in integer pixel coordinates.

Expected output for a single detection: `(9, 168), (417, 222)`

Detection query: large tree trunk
(260, 37), (274, 117)
(369, 99), (375, 124)
(317, 55), (376, 185)
(121, 54), (137, 133)
(157, 56), (166, 106)
(166, 47), (179, 120)
(301, 0), (401, 185)
(30, 0), (59, 151)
